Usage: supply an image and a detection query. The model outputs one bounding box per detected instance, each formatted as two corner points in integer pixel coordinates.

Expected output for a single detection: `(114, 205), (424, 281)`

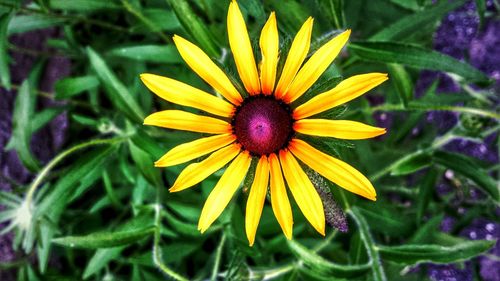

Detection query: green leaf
(416, 169), (438, 224)
(54, 75), (99, 99)
(30, 107), (65, 133)
(49, 0), (119, 11)
(409, 214), (444, 244)
(37, 145), (117, 273)
(0, 11), (12, 89)
(136, 9), (180, 32)
(349, 42), (491, 84)
(287, 240), (370, 278)
(108, 45), (182, 64)
(165, 0), (219, 58)
(87, 47), (145, 122)
(83, 247), (124, 279)
(356, 205), (413, 236)
(390, 151), (432, 176)
(52, 226), (156, 249)
(7, 14), (66, 35)
(433, 150), (499, 201)
(8, 80), (40, 171)
(128, 140), (161, 187)
(387, 63), (413, 106)
(370, 0), (465, 41)
(378, 240), (495, 265)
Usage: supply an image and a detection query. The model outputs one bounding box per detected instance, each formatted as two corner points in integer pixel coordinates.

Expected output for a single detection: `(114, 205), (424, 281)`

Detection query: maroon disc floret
(232, 95), (294, 155)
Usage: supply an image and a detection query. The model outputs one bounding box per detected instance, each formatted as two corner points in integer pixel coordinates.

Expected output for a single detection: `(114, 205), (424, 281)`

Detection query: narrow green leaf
(387, 63), (413, 106)
(136, 9), (180, 32)
(388, 0), (420, 11)
(390, 151), (432, 176)
(433, 150), (499, 201)
(83, 247), (124, 279)
(37, 145), (117, 273)
(0, 11), (12, 89)
(54, 75), (99, 99)
(87, 47), (145, 122)
(349, 207), (387, 281)
(7, 14), (65, 35)
(356, 205), (413, 236)
(30, 107), (65, 133)
(8, 80), (40, 171)
(50, 0), (119, 11)
(409, 214), (444, 244)
(370, 0), (465, 41)
(287, 240), (370, 278)
(378, 240), (495, 265)
(416, 169), (438, 224)
(128, 140), (161, 187)
(108, 45), (182, 64)
(52, 226), (155, 249)
(349, 42), (491, 84)
(165, 0), (219, 58)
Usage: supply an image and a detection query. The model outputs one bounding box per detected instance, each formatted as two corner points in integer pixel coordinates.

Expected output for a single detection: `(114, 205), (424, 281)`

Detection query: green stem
(312, 229), (338, 253)
(152, 191), (189, 281)
(210, 233), (226, 281)
(25, 138), (124, 205)
(348, 208), (387, 281)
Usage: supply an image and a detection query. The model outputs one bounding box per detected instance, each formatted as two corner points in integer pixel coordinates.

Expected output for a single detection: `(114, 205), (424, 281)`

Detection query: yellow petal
(227, 0), (260, 94)
(245, 156), (270, 246)
(140, 73), (235, 117)
(268, 153), (293, 239)
(172, 35), (243, 105)
(282, 30), (351, 103)
(288, 139), (376, 201)
(144, 110), (231, 134)
(294, 119), (386, 140)
(170, 143), (241, 192)
(274, 17), (313, 99)
(259, 12), (279, 95)
(279, 149), (325, 236)
(198, 151), (252, 233)
(155, 133), (236, 167)
(294, 73), (389, 119)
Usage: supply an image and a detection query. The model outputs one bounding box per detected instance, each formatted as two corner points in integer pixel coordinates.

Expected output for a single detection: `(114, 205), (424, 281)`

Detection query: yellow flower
(141, 0), (388, 246)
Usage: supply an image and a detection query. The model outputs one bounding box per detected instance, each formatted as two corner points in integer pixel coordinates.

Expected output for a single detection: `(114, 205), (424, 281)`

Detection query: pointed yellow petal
(294, 119), (386, 140)
(170, 143), (241, 192)
(268, 153), (293, 239)
(155, 133), (235, 167)
(198, 151), (252, 233)
(227, 1), (260, 94)
(274, 17), (313, 99)
(140, 73), (235, 117)
(245, 156), (270, 246)
(279, 149), (325, 236)
(259, 12), (279, 95)
(289, 139), (376, 201)
(172, 35), (243, 105)
(294, 73), (389, 119)
(144, 110), (231, 134)
(282, 30), (351, 103)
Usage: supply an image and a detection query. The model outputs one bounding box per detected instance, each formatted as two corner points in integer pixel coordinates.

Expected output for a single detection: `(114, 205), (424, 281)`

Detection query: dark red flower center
(232, 95), (294, 156)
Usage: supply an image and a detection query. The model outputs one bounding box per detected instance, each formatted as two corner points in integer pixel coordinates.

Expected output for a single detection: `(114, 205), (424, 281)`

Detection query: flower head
(141, 0), (388, 246)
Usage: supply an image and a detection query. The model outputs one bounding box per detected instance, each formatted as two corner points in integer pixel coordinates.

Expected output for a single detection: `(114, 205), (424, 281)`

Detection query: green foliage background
(0, 0), (498, 280)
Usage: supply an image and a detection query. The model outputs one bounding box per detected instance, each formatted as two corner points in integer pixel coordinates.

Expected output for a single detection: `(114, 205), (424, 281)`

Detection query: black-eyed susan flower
(140, 0), (388, 246)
